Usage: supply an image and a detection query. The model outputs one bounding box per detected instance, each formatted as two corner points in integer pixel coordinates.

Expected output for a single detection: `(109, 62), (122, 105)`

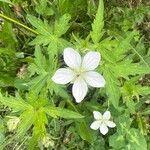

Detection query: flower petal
(106, 121), (116, 128)
(100, 124), (108, 135)
(82, 52), (101, 71)
(72, 78), (88, 103)
(103, 111), (111, 120)
(84, 71), (106, 87)
(64, 47), (81, 69)
(90, 121), (100, 130)
(52, 68), (75, 84)
(93, 111), (102, 120)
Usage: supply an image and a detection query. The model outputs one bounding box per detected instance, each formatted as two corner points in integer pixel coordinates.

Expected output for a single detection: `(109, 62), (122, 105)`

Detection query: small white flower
(90, 111), (116, 135)
(52, 48), (105, 103)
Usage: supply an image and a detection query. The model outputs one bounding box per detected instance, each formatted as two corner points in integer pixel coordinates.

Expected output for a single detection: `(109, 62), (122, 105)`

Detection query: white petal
(90, 121), (100, 130)
(84, 71), (106, 87)
(100, 124), (108, 135)
(64, 47), (81, 69)
(106, 121), (116, 128)
(52, 68), (75, 84)
(82, 52), (101, 71)
(72, 78), (88, 103)
(93, 111), (102, 120)
(103, 111), (111, 120)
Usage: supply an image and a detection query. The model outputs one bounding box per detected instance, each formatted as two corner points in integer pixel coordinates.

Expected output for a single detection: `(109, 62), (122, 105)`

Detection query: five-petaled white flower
(52, 48), (105, 103)
(90, 111), (116, 135)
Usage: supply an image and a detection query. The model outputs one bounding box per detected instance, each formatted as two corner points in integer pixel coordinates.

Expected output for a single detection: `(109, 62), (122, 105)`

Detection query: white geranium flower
(52, 47), (105, 103)
(90, 111), (116, 135)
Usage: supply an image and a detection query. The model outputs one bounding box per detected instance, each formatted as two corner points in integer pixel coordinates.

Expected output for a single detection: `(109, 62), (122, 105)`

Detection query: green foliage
(35, 0), (54, 16)
(91, 0), (104, 43)
(109, 114), (147, 150)
(0, 0), (150, 149)
(98, 31), (150, 108)
(0, 91), (83, 148)
(44, 106), (84, 119)
(0, 0), (12, 4)
(27, 13), (70, 53)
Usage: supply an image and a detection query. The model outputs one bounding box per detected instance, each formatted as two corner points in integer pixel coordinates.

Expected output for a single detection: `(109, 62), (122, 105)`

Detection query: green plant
(0, 0), (150, 149)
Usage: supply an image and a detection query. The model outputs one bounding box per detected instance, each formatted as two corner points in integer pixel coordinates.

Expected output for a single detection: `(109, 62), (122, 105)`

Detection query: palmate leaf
(27, 14), (71, 44)
(91, 0), (104, 43)
(44, 106), (84, 119)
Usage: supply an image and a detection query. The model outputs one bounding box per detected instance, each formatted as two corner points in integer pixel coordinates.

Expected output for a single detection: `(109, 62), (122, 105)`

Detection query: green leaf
(35, 0), (54, 16)
(27, 46), (51, 93)
(103, 67), (121, 108)
(0, 93), (31, 112)
(136, 85), (150, 95)
(44, 106), (84, 119)
(32, 46), (47, 74)
(0, 0), (13, 4)
(54, 14), (71, 37)
(27, 15), (52, 35)
(29, 35), (51, 46)
(16, 109), (35, 138)
(27, 74), (49, 94)
(126, 129), (147, 150)
(91, 0), (104, 43)
(76, 122), (93, 143)
(109, 133), (126, 149)
(112, 60), (150, 79)
(114, 32), (136, 61)
(110, 112), (147, 150)
(141, 107), (150, 115)
(33, 108), (47, 135)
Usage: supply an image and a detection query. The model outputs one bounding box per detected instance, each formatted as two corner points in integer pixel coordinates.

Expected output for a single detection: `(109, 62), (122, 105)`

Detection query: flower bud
(42, 135), (54, 148)
(7, 116), (20, 132)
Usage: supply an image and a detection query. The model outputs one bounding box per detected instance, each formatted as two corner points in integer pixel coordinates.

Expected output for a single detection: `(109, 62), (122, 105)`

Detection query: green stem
(0, 13), (39, 35)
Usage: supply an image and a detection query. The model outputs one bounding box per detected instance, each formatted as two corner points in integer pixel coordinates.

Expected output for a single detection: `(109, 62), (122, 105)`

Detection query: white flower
(90, 111), (116, 135)
(52, 48), (105, 103)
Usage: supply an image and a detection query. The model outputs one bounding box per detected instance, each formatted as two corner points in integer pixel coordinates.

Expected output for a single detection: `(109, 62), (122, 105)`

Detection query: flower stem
(0, 13), (39, 35)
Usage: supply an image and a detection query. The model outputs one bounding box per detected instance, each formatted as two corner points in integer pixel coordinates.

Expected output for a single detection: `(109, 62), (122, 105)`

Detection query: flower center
(74, 67), (85, 78)
(98, 118), (107, 124)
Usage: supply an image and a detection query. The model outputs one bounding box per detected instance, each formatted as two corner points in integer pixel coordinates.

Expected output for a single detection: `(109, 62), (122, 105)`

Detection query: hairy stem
(0, 13), (39, 35)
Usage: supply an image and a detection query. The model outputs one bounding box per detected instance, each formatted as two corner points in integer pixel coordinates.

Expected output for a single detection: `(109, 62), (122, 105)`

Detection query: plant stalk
(0, 13), (39, 35)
